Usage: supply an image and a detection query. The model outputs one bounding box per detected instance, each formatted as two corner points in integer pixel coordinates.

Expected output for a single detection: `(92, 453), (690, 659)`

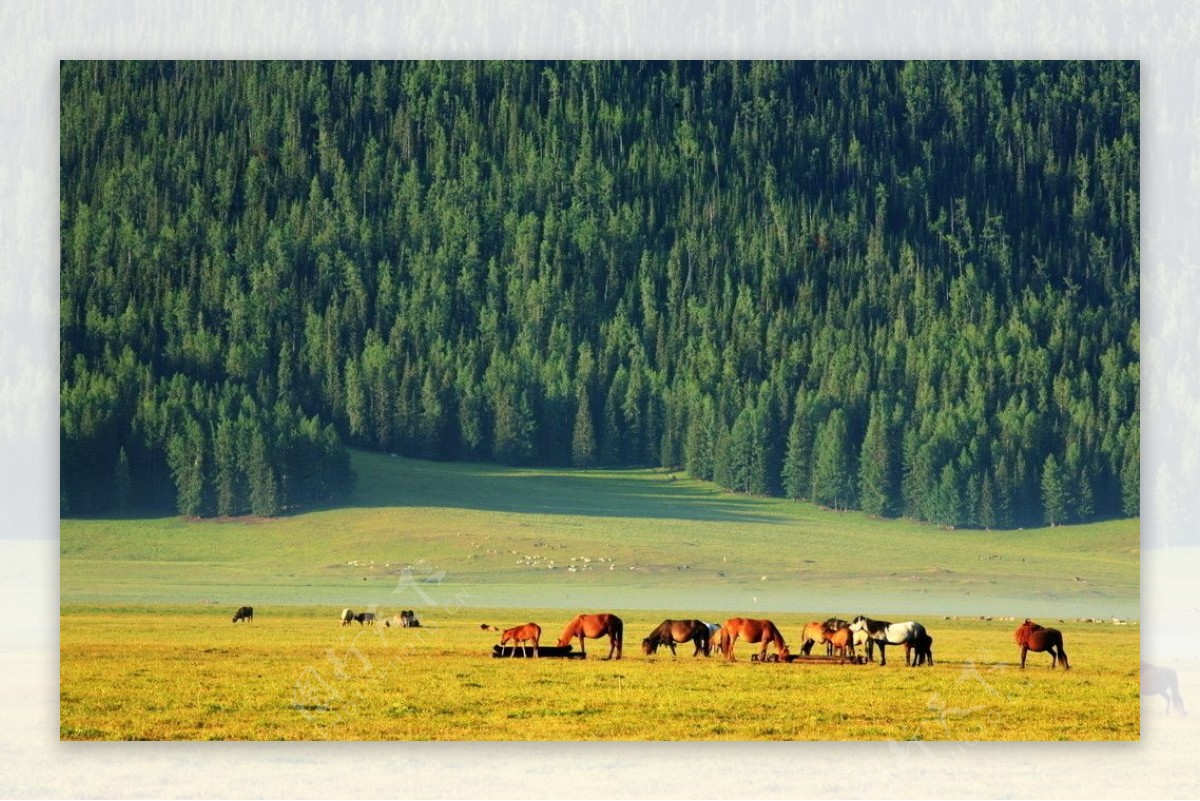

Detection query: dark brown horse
(715, 618), (790, 662)
(499, 622), (541, 658)
(1013, 619), (1070, 669)
(642, 619), (711, 657)
(558, 613), (623, 659)
(1142, 662), (1186, 715)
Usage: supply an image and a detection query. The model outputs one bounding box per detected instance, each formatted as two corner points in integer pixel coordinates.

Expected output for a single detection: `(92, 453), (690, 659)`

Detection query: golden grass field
(60, 453), (1140, 741)
(59, 604), (1139, 741)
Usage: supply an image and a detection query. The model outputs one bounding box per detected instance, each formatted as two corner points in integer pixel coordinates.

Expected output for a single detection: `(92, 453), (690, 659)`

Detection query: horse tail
(1055, 632), (1070, 669)
(613, 616), (624, 648)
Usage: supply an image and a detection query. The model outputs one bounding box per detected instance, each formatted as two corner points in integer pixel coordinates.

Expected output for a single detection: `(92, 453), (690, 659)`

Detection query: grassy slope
(60, 450), (1139, 618)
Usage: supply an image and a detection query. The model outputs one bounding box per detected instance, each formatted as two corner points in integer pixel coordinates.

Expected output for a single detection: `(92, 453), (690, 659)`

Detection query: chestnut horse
(642, 619), (711, 657)
(824, 625), (856, 659)
(1142, 662), (1186, 715)
(558, 613), (623, 659)
(1013, 619), (1070, 669)
(499, 622), (541, 658)
(800, 620), (857, 658)
(715, 618), (790, 662)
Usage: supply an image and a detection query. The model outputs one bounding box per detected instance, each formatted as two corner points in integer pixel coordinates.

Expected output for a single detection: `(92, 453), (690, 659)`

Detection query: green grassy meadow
(60, 451), (1140, 740)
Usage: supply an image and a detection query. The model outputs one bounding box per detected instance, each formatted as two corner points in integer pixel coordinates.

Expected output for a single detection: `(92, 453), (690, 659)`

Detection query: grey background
(4, 0), (1197, 797)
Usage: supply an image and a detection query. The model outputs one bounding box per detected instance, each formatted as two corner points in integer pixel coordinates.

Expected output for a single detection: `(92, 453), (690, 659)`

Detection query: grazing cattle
(848, 616), (928, 666)
(500, 623), (542, 658)
(1142, 662), (1186, 715)
(1013, 619), (1069, 669)
(354, 612), (375, 626)
(715, 618), (789, 662)
(480, 624), (500, 632)
(341, 608), (355, 626)
(231, 606), (253, 623)
(641, 619), (711, 657)
(386, 610), (421, 627)
(557, 613), (623, 660)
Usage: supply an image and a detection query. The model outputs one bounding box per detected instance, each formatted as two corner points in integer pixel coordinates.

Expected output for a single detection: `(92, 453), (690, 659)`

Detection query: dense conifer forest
(60, 61), (1139, 526)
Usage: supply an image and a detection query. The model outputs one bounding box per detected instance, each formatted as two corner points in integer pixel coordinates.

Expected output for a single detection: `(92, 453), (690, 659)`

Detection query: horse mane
(769, 621), (789, 652)
(558, 615), (581, 646)
(1014, 619), (1043, 646)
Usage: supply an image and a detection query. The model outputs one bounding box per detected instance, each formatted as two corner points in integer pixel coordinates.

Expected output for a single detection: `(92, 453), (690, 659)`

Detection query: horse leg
(878, 642), (886, 667)
(1020, 645), (1028, 669)
(727, 633), (739, 661)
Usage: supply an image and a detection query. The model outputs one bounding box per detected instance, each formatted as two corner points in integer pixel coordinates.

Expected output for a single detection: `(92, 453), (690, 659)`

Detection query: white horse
(701, 622), (721, 656)
(848, 616), (927, 666)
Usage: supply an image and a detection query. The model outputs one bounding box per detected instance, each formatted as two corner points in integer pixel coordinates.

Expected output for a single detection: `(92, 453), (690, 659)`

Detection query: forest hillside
(59, 61), (1139, 527)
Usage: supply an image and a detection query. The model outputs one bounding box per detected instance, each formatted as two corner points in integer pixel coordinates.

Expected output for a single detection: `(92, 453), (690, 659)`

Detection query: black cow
(231, 606), (254, 623)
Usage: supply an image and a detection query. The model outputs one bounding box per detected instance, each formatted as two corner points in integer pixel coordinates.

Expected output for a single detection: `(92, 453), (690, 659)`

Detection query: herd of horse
(488, 613), (1066, 670)
(233, 605), (1184, 713)
(498, 616), (1186, 713)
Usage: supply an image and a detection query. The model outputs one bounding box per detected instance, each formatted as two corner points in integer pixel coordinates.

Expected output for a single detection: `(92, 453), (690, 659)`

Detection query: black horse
(641, 619), (712, 657)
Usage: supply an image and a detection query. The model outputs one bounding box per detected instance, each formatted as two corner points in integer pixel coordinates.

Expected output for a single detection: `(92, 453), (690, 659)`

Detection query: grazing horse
(641, 619), (711, 657)
(1141, 662), (1186, 715)
(716, 618), (790, 662)
(231, 606), (253, 623)
(558, 613), (624, 660)
(499, 623), (542, 658)
(848, 616), (928, 666)
(1013, 619), (1070, 669)
(341, 608), (355, 626)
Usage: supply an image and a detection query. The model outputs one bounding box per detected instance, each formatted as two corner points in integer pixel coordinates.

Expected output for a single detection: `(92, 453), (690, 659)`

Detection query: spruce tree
(571, 389), (597, 468)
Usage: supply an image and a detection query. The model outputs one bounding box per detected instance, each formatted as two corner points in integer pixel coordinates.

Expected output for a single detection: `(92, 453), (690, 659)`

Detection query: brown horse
(1013, 619), (1070, 669)
(1142, 662), (1186, 715)
(558, 613), (623, 659)
(642, 619), (711, 657)
(499, 622), (541, 658)
(824, 625), (856, 659)
(716, 618), (790, 662)
(799, 621), (828, 656)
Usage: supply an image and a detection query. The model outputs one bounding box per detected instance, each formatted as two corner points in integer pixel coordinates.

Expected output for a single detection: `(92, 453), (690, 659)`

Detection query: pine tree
(247, 427), (279, 517)
(571, 389), (597, 468)
(858, 404), (895, 516)
(811, 409), (853, 510)
(781, 393), (814, 501)
(1041, 453), (1070, 526)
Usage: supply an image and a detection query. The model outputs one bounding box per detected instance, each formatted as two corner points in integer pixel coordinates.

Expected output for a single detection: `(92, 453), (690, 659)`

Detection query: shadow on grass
(345, 452), (786, 525)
